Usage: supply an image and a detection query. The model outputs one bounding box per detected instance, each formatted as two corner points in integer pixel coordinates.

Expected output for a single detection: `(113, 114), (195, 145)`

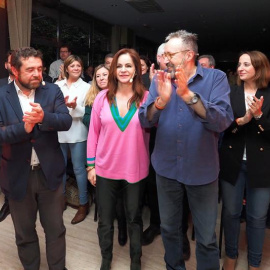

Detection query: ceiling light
(125, 0), (164, 13)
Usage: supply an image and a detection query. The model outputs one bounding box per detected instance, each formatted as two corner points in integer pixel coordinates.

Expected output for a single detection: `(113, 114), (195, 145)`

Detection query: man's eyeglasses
(163, 50), (190, 60)
(60, 51), (69, 53)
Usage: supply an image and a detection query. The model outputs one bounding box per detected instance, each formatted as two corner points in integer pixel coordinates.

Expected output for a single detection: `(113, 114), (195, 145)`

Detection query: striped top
(87, 90), (150, 183)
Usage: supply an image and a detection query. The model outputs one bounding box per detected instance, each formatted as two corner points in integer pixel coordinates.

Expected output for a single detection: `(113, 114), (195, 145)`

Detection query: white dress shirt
(14, 81), (40, 166)
(56, 78), (89, 143)
(49, 59), (63, 81)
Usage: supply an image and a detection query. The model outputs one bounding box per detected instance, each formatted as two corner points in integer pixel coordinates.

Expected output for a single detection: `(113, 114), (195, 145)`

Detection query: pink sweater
(87, 90), (150, 183)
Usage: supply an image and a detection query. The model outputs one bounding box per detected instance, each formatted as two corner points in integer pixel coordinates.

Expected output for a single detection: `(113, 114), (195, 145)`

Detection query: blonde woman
(83, 64), (109, 128)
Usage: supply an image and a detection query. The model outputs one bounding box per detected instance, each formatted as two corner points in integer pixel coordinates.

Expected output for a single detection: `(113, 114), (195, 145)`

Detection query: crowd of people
(0, 28), (270, 270)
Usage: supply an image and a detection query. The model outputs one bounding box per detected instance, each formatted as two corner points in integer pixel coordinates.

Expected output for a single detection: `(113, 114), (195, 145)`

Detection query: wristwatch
(186, 93), (199, 105)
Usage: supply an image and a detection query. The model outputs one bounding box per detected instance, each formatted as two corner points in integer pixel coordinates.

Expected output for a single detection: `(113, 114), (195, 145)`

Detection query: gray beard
(18, 78), (41, 90)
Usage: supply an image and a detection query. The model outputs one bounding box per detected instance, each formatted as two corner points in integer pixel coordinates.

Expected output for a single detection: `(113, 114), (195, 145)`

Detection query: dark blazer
(0, 77), (8, 156)
(0, 77), (8, 87)
(219, 84), (270, 188)
(0, 82), (72, 200)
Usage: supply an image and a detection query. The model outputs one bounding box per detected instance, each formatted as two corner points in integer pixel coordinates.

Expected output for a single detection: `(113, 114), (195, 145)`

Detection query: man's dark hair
(104, 53), (114, 60)
(60, 44), (71, 52)
(5, 50), (14, 62)
(11, 47), (43, 70)
(198, 54), (216, 68)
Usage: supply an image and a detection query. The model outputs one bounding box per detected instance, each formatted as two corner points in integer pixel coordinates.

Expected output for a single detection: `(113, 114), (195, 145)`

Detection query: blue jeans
(221, 161), (270, 267)
(156, 174), (219, 270)
(60, 141), (88, 205)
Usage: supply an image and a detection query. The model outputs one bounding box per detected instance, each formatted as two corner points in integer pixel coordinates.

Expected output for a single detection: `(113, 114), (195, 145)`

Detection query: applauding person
(56, 55), (90, 224)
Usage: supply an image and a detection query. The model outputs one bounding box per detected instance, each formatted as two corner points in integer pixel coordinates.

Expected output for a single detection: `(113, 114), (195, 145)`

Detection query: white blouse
(242, 92), (254, 160)
(56, 78), (89, 143)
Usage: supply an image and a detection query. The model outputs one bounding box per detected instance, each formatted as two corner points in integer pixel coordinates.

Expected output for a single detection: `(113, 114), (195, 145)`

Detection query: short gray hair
(165, 30), (198, 54)
(198, 54), (216, 67)
(157, 43), (165, 56)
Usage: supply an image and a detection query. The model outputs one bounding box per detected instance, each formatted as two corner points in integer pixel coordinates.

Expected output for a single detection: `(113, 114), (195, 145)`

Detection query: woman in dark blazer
(220, 51), (270, 270)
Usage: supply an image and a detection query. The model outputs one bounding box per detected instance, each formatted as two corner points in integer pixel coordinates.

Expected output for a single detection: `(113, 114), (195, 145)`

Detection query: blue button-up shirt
(139, 64), (233, 185)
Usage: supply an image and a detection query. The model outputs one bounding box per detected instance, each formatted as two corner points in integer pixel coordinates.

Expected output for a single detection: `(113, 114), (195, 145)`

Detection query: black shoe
(142, 225), (161, 246)
(183, 233), (191, 261)
(118, 222), (128, 246)
(0, 201), (10, 222)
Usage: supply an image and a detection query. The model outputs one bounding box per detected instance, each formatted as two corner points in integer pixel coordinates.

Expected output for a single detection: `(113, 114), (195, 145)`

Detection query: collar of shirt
(195, 62), (204, 77)
(62, 77), (83, 88)
(14, 80), (35, 98)
(8, 76), (13, 84)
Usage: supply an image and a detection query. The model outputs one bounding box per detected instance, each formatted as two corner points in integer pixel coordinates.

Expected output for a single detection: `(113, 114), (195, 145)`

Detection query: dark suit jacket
(219, 84), (270, 188)
(0, 77), (8, 87)
(0, 82), (72, 200)
(0, 78), (8, 157)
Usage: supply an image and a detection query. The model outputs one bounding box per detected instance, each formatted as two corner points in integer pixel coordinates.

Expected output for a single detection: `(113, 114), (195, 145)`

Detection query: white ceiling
(60, 0), (270, 54)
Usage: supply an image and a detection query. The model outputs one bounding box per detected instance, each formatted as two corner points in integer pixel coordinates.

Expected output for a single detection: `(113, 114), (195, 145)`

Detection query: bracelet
(154, 97), (166, 110)
(254, 113), (263, 120)
(86, 166), (95, 172)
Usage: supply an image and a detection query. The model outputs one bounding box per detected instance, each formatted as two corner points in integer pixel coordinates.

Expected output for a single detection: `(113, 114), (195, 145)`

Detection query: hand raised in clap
(23, 102), (44, 133)
(246, 95), (264, 118)
(175, 65), (190, 100)
(155, 70), (172, 107)
(64, 96), (78, 109)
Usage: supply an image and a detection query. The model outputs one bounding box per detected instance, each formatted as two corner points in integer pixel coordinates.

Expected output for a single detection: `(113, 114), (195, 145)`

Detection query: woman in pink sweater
(87, 48), (149, 270)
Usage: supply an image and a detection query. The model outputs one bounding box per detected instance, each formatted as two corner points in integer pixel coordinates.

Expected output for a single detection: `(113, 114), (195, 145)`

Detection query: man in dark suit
(0, 47), (72, 270)
(0, 77), (8, 86)
(0, 50), (15, 86)
(0, 50), (15, 222)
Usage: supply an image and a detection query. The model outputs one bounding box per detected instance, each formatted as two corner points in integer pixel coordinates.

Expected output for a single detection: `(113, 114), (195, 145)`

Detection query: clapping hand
(23, 102), (44, 133)
(155, 70), (172, 106)
(246, 95), (264, 118)
(64, 96), (78, 109)
(175, 65), (189, 99)
(149, 63), (156, 81)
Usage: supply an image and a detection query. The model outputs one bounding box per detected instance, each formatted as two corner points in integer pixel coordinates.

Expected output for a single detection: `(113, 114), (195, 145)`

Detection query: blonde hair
(85, 64), (109, 106)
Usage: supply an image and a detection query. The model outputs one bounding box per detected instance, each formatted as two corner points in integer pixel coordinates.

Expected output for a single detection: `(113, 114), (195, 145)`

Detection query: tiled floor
(0, 192), (270, 269)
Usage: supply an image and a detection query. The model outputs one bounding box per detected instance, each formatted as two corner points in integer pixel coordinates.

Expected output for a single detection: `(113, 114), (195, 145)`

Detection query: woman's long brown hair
(106, 48), (145, 108)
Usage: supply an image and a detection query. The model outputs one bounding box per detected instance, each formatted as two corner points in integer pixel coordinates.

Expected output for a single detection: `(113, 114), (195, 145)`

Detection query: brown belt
(31, 164), (41, 171)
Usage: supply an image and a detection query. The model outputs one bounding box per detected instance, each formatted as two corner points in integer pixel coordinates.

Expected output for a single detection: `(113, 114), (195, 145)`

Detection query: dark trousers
(156, 174), (219, 270)
(116, 191), (126, 227)
(144, 127), (160, 226)
(9, 169), (66, 270)
(144, 161), (160, 226)
(182, 188), (190, 235)
(96, 176), (145, 263)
